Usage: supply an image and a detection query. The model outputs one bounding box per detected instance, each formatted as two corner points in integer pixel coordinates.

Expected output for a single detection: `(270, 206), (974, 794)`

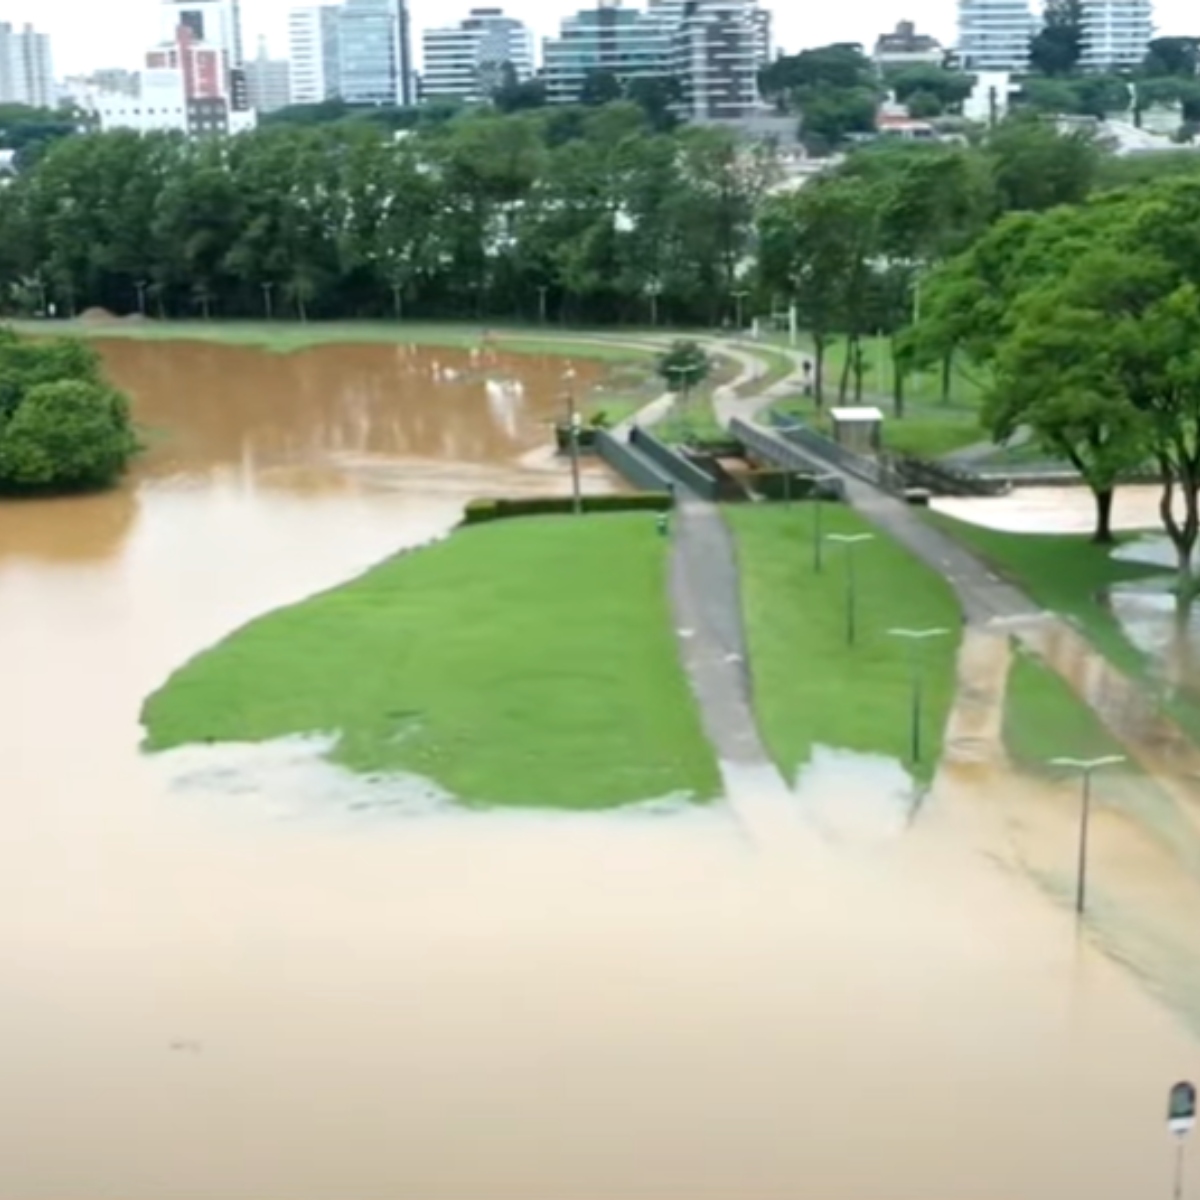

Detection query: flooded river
(1, 340), (1198, 1199)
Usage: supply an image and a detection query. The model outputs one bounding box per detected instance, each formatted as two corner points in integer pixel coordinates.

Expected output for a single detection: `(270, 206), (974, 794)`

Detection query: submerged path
(668, 498), (801, 846)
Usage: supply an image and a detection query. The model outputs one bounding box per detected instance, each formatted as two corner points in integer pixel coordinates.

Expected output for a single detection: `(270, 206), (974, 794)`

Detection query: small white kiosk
(829, 406), (884, 455)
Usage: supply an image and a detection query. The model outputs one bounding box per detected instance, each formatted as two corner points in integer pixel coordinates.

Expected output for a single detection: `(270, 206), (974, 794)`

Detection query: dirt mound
(78, 307), (117, 324)
(123, 312), (152, 323)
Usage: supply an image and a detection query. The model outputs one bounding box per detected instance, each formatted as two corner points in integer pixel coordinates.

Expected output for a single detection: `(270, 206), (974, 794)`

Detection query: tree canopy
(0, 331), (136, 493)
(912, 178), (1200, 569)
(0, 109), (778, 327)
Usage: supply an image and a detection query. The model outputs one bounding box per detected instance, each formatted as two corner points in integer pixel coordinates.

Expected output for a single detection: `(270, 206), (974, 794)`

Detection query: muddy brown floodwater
(1, 340), (1198, 1199)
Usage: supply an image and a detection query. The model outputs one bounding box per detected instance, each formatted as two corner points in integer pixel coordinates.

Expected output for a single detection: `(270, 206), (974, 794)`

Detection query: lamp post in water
(1049, 754), (1126, 915)
(562, 366), (582, 516)
(826, 533), (874, 646)
(1169, 1081), (1196, 1200)
(888, 627), (949, 764)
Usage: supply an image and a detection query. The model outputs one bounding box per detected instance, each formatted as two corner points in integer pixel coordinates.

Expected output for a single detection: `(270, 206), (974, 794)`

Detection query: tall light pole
(732, 288), (749, 333)
(826, 533), (874, 646)
(888, 627), (949, 764)
(563, 366), (582, 516)
(537, 285), (548, 325)
(1049, 754), (1126, 916)
(135, 279), (149, 316)
(1168, 1080), (1196, 1200)
(261, 281), (274, 321)
(808, 472), (838, 567)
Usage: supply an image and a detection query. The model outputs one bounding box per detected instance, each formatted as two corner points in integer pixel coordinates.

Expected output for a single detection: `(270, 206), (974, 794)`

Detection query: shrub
(462, 492), (672, 524)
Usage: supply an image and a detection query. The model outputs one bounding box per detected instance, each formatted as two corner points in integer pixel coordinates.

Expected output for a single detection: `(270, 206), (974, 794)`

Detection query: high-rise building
(245, 37), (293, 111)
(542, 0), (675, 106)
(1078, 0), (1154, 70)
(957, 0), (1035, 72)
(0, 22), (55, 109)
(338, 0), (413, 106)
(421, 8), (534, 101)
(160, 1), (244, 65)
(672, 0), (765, 121)
(542, 0), (767, 118)
(874, 20), (944, 69)
(147, 26), (228, 100)
(288, 4), (343, 103)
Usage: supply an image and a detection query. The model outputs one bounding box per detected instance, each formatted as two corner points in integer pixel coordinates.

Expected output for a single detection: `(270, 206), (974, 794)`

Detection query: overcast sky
(7, 0), (1196, 76)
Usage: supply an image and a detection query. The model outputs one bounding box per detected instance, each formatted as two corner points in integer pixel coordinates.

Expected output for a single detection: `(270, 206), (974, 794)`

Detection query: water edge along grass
(928, 514), (1200, 744)
(724, 503), (961, 786)
(11, 319), (658, 363)
(141, 513), (720, 810)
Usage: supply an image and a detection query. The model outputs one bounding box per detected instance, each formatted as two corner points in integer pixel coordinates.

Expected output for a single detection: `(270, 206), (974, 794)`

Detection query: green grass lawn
(11, 318), (654, 363)
(141, 514), (720, 809)
(763, 332), (989, 410)
(773, 394), (986, 460)
(725, 504), (962, 784)
(1004, 644), (1128, 768)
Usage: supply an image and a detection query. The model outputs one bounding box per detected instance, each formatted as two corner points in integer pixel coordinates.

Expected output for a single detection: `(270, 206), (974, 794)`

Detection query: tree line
(0, 103), (776, 326)
(756, 115), (1104, 413)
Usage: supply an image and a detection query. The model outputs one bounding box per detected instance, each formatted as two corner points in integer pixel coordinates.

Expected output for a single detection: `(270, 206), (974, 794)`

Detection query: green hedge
(463, 492), (673, 524)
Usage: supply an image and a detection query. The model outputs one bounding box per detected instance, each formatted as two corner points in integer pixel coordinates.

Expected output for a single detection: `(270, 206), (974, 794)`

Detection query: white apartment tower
(673, 0), (766, 121)
(289, 4), (342, 103)
(1079, 0), (1154, 70)
(0, 22), (55, 109)
(421, 8), (534, 101)
(957, 0), (1035, 71)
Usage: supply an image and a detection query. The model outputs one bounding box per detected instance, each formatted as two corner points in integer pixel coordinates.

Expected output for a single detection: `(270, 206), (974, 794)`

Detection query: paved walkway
(668, 498), (801, 843)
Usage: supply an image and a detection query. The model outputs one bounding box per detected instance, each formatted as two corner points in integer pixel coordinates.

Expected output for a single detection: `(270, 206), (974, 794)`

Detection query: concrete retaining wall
(594, 430), (676, 493)
(629, 427), (718, 500)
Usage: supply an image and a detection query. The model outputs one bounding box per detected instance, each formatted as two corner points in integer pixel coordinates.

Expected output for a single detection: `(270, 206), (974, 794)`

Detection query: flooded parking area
(933, 483), (1173, 533)
(0, 340), (1198, 1199)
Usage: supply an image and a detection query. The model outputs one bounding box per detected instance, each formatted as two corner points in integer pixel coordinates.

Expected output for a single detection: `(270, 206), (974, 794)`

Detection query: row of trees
(0, 103), (776, 326)
(0, 331), (136, 493)
(911, 179), (1200, 582)
(756, 117), (1102, 412)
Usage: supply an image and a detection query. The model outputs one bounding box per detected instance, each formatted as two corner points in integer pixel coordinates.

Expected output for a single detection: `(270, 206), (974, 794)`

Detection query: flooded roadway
(1, 341), (1198, 1199)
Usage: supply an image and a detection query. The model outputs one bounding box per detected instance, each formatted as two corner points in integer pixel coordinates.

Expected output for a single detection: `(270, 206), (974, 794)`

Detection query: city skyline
(9, 0), (1194, 78)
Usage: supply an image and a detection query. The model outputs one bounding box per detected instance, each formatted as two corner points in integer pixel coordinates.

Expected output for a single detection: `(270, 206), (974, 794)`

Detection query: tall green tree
(1029, 0), (1085, 76)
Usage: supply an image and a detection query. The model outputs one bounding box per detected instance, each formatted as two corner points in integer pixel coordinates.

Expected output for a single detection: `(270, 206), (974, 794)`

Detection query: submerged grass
(1004, 645), (1128, 769)
(142, 514), (720, 810)
(725, 503), (961, 785)
(930, 513), (1200, 746)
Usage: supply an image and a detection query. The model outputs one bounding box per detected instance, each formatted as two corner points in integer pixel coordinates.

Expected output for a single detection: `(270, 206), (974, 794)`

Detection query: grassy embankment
(142, 514), (720, 810)
(929, 513), (1200, 750)
(769, 333), (994, 461)
(13, 318), (657, 363)
(725, 504), (960, 784)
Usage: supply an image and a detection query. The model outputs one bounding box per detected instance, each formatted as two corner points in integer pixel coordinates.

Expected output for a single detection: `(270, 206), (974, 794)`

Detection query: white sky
(5, 0), (1195, 76)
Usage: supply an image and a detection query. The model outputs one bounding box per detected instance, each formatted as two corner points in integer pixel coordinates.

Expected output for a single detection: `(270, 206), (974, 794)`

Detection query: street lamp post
(1049, 754), (1126, 916)
(563, 366), (582, 516)
(1168, 1080), (1196, 1200)
(537, 285), (548, 325)
(261, 281), (274, 321)
(732, 289), (749, 333)
(825, 533), (874, 646)
(135, 280), (149, 316)
(808, 473), (839, 568)
(888, 627), (950, 764)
